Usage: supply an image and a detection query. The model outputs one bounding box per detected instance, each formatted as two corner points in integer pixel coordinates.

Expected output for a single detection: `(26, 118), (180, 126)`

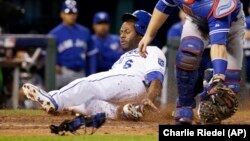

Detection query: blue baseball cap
(93, 12), (110, 24)
(61, 0), (78, 14)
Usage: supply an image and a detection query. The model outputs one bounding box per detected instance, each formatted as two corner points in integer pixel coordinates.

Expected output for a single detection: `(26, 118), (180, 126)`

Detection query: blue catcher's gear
(174, 107), (194, 125)
(122, 10), (152, 36)
(176, 36), (204, 70)
(50, 112), (106, 135)
(175, 36), (204, 108)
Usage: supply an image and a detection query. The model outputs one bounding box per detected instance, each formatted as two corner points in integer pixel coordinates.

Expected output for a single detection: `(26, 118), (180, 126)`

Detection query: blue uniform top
(167, 21), (183, 39)
(156, 0), (241, 45)
(245, 15), (250, 83)
(49, 23), (97, 74)
(246, 16), (250, 30)
(92, 34), (124, 72)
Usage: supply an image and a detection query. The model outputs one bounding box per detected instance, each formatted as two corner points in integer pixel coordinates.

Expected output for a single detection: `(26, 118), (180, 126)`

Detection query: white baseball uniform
(49, 46), (166, 119)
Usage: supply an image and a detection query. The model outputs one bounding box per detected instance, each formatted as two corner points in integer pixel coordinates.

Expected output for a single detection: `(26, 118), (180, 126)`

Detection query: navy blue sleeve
(155, 0), (176, 15)
(246, 16), (250, 30)
(86, 55), (96, 75)
(86, 35), (97, 75)
(208, 15), (231, 45)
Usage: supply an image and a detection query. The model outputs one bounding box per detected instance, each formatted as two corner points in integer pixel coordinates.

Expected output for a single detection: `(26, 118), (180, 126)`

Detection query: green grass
(0, 135), (157, 141)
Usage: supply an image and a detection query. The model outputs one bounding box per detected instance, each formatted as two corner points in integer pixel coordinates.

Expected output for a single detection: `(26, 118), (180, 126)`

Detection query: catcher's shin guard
(22, 83), (58, 112)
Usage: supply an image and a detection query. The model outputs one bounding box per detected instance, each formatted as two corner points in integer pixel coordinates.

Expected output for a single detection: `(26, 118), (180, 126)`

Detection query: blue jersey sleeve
(246, 16), (250, 30)
(87, 36), (98, 56)
(208, 15), (231, 45)
(86, 35), (97, 75)
(155, 0), (176, 15)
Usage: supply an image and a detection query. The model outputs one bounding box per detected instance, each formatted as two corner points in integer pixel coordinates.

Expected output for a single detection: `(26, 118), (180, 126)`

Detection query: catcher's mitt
(198, 83), (238, 124)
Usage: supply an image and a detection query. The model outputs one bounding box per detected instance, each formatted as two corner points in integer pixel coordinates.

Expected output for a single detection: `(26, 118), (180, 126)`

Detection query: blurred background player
(244, 2), (250, 95)
(92, 11), (124, 72)
(48, 0), (97, 88)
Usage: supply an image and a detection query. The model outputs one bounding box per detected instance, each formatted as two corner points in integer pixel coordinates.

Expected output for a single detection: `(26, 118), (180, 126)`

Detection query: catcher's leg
(173, 17), (208, 125)
(175, 36), (205, 124)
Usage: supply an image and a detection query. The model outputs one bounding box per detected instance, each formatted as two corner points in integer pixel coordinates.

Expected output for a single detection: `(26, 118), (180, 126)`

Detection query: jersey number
(123, 59), (133, 69)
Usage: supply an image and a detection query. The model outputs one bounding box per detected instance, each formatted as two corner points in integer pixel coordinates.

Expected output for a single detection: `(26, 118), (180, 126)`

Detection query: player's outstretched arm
(146, 80), (162, 102)
(138, 8), (169, 57)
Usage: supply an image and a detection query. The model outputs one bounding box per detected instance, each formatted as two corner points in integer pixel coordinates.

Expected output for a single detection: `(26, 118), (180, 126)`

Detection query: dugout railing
(0, 34), (56, 109)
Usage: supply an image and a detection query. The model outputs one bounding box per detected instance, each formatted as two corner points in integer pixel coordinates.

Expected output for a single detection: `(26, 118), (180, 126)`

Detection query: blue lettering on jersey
(123, 59), (133, 69)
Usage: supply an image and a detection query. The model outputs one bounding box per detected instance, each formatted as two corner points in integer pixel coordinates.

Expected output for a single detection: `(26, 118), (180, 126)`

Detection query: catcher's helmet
(122, 10), (151, 36)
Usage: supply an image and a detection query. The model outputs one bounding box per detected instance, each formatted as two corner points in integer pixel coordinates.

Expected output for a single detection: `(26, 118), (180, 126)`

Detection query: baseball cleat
(174, 107), (193, 125)
(22, 83), (58, 113)
(122, 103), (144, 121)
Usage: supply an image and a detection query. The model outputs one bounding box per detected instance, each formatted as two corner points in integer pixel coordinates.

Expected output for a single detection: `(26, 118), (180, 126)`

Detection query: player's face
(60, 12), (78, 26)
(120, 21), (142, 51)
(93, 23), (110, 38)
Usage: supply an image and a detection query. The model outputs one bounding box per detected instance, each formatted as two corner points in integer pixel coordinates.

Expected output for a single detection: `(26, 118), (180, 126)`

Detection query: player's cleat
(122, 103), (144, 121)
(22, 83), (58, 113)
(174, 107), (193, 125)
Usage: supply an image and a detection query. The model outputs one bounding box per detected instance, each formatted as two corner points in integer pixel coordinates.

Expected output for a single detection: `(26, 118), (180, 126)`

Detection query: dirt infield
(0, 108), (249, 136)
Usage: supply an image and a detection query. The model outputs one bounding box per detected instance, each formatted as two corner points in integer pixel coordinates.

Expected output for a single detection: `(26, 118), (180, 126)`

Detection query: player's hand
(141, 98), (159, 112)
(138, 35), (153, 58)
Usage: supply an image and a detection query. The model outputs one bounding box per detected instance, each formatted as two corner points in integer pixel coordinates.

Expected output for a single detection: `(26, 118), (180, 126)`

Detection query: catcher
(22, 10), (165, 121)
(138, 0), (244, 124)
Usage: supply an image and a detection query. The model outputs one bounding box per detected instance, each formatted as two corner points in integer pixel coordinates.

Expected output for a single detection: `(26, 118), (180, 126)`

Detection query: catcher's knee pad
(174, 107), (193, 125)
(176, 37), (204, 70)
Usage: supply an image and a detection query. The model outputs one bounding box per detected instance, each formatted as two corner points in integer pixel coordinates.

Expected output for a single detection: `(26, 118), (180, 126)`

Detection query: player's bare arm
(245, 29), (250, 40)
(146, 79), (162, 102)
(139, 8), (169, 57)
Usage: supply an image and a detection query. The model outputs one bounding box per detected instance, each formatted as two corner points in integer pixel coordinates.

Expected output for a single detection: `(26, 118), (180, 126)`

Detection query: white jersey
(110, 46), (166, 80)
(50, 46), (166, 119)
